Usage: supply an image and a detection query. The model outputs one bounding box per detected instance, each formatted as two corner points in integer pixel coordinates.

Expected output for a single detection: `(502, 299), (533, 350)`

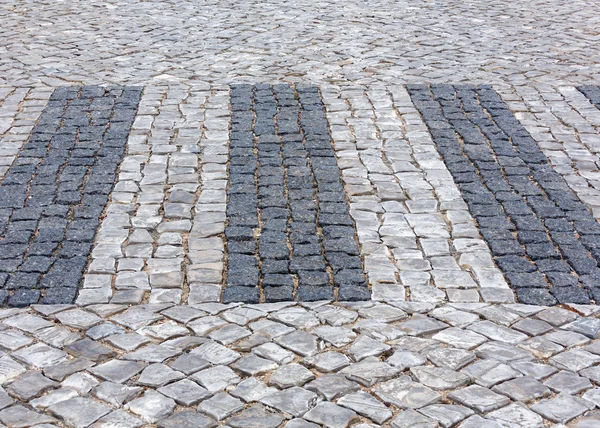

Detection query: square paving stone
(391, 409), (438, 428)
(93, 381), (143, 407)
(259, 386), (319, 417)
(94, 410), (144, 428)
(227, 404), (285, 428)
(374, 375), (441, 409)
(89, 360), (146, 383)
(487, 403), (546, 425)
(544, 370), (593, 394)
(158, 379), (212, 406)
(157, 410), (217, 428)
(491, 376), (551, 403)
(7, 371), (58, 401)
(418, 404), (474, 427)
(269, 364), (315, 388)
(126, 390), (176, 424)
(0, 404), (57, 427)
(337, 391), (393, 424)
(48, 396), (111, 428)
(410, 366), (470, 390)
(531, 393), (592, 423)
(303, 402), (358, 428)
(136, 363), (185, 387)
(447, 385), (510, 413)
(197, 392), (244, 421)
(191, 365), (241, 393)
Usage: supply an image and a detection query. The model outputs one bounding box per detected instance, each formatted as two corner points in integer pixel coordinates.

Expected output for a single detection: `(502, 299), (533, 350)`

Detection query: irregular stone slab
(275, 330), (319, 357)
(7, 371), (57, 401)
(260, 387), (319, 417)
(136, 363), (185, 387)
(341, 361), (400, 387)
(157, 379), (211, 406)
(391, 409), (438, 428)
(93, 382), (143, 407)
(89, 360), (146, 383)
(93, 409), (144, 428)
(269, 364), (315, 388)
(0, 356), (26, 385)
(492, 376), (550, 403)
(197, 392), (244, 421)
(0, 404), (57, 427)
(304, 402), (358, 428)
(418, 404), (474, 427)
(191, 365), (240, 393)
(374, 375), (441, 409)
(448, 385), (510, 413)
(304, 351), (350, 373)
(531, 393), (591, 423)
(227, 404), (284, 428)
(410, 366), (470, 390)
(337, 391), (393, 424)
(306, 374), (360, 400)
(157, 410), (217, 428)
(461, 360), (521, 388)
(544, 370), (593, 394)
(48, 397), (111, 428)
(126, 390), (176, 424)
(231, 378), (278, 403)
(191, 341), (241, 365)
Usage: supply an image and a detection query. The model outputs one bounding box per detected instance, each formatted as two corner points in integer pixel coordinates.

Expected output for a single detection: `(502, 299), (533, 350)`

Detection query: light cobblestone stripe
(495, 84), (600, 220)
(82, 85), (230, 306)
(322, 85), (513, 304)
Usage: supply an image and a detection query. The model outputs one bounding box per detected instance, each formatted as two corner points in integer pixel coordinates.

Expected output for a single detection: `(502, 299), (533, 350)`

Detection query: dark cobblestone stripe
(578, 86), (600, 110)
(0, 86), (141, 306)
(407, 84), (600, 306)
(224, 84), (368, 303)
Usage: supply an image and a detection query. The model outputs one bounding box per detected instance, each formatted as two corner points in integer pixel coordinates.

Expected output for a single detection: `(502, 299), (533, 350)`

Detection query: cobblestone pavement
(3, 0), (600, 426)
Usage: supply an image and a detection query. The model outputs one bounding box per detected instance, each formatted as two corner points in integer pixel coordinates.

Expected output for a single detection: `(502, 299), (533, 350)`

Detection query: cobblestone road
(2, 0), (600, 426)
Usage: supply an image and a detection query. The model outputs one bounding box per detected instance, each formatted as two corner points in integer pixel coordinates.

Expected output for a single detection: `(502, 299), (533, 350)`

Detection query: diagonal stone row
(0, 302), (600, 426)
(408, 84), (600, 306)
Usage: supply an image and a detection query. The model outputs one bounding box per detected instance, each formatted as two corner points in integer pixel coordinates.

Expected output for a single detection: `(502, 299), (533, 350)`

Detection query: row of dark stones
(407, 84), (600, 306)
(224, 84), (369, 303)
(0, 86), (141, 306)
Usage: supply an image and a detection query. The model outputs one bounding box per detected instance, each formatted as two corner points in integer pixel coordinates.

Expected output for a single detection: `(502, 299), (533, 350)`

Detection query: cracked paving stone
(337, 391), (393, 424)
(387, 350), (427, 370)
(12, 343), (68, 368)
(30, 387), (78, 410)
(231, 354), (278, 375)
(260, 386), (319, 417)
(303, 351), (350, 373)
(313, 326), (356, 347)
(448, 385), (511, 413)
(197, 392), (244, 421)
(105, 333), (152, 352)
(461, 360), (521, 388)
(94, 409), (144, 427)
(348, 336), (391, 361)
(253, 342), (295, 364)
(0, 356), (26, 384)
(374, 375), (441, 409)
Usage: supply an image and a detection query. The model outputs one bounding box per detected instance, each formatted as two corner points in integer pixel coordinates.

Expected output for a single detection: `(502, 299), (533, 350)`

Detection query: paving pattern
(225, 84), (367, 304)
(0, 301), (599, 427)
(3, 0), (600, 426)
